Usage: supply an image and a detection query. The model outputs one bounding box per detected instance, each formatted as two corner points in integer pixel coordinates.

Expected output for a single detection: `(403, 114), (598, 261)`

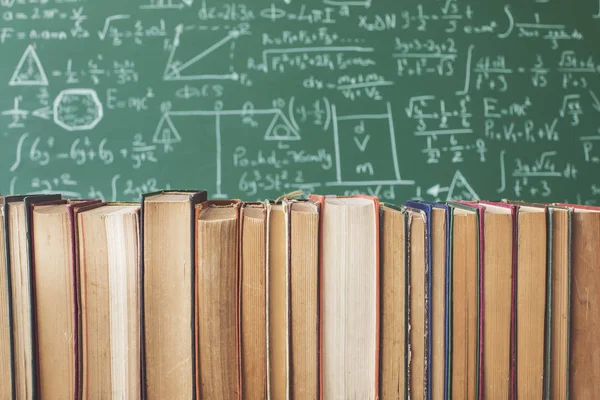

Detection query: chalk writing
(0, 0), (599, 204)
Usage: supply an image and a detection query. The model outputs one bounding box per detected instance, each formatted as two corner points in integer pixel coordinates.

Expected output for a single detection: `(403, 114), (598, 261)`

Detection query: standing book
(478, 201), (515, 399)
(448, 202), (480, 400)
(77, 203), (141, 398)
(0, 197), (10, 400)
(195, 200), (241, 400)
(405, 205), (430, 400)
(267, 202), (289, 400)
(511, 203), (547, 399)
(240, 203), (268, 399)
(556, 204), (600, 399)
(546, 206), (572, 400)
(431, 203), (449, 400)
(379, 204), (407, 400)
(31, 199), (102, 399)
(3, 194), (60, 399)
(141, 190), (207, 399)
(310, 195), (380, 400)
(288, 200), (319, 400)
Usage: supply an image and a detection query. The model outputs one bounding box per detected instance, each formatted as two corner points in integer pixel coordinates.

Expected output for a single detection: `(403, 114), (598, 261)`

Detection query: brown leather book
(77, 203), (141, 398)
(240, 203), (268, 399)
(141, 190), (207, 399)
(195, 200), (241, 400)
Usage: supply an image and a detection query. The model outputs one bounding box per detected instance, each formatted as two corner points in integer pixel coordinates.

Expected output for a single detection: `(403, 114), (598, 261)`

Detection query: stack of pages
(0, 191), (598, 399)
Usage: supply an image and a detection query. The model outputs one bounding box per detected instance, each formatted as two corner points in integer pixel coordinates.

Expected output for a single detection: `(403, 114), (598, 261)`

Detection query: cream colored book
(309, 195), (379, 400)
(78, 203), (141, 398)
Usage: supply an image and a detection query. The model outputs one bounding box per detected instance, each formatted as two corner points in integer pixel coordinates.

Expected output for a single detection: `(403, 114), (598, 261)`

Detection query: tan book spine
(549, 208), (570, 400)
(451, 209), (478, 400)
(267, 203), (289, 400)
(289, 201), (319, 400)
(516, 209), (546, 398)
(570, 210), (600, 398)
(196, 201), (241, 400)
(483, 211), (512, 398)
(408, 210), (426, 400)
(0, 202), (11, 400)
(240, 204), (267, 399)
(380, 206), (406, 400)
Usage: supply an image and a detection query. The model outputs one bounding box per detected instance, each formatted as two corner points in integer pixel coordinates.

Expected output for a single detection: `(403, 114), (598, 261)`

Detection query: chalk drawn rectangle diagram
(331, 102), (406, 185)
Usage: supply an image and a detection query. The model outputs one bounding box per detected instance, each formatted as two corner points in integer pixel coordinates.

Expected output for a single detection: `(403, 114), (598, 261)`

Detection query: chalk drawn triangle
(264, 112), (301, 141)
(447, 170), (479, 201)
(9, 45), (49, 86)
(153, 113), (182, 151)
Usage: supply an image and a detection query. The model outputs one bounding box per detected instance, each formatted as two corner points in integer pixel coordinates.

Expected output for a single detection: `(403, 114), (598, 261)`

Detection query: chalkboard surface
(1, 0), (599, 203)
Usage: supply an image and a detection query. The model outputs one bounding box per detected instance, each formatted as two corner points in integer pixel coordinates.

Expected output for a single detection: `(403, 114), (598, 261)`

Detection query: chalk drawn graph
(163, 24), (243, 81)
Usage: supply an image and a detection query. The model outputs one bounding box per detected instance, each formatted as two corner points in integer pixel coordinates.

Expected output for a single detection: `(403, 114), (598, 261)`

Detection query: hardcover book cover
(309, 194), (380, 400)
(405, 201), (432, 400)
(140, 190), (207, 400)
(449, 201), (484, 400)
(3, 194), (61, 399)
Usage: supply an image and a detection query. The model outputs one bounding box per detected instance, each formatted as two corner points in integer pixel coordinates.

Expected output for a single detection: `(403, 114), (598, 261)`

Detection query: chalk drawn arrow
(427, 184), (449, 198)
(32, 106), (52, 120)
(353, 134), (371, 152)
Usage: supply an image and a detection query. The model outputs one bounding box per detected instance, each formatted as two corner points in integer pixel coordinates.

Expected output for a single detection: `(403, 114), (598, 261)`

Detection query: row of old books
(0, 191), (597, 399)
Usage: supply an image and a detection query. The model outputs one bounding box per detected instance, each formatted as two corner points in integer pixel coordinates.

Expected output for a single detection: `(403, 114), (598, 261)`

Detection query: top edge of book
(143, 190), (207, 203)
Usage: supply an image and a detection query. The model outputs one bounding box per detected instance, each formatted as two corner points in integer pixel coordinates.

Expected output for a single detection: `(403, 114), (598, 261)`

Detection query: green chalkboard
(1, 0), (599, 203)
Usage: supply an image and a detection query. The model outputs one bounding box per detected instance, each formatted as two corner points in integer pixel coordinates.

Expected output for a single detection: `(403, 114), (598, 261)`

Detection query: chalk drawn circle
(260, 5), (286, 21)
